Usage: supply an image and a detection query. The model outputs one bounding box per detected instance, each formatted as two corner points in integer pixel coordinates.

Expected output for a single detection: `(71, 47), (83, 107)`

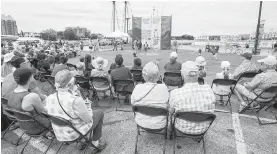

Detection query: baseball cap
(3, 52), (15, 63)
(195, 56), (206, 66)
(170, 52), (178, 58)
(241, 52), (252, 60)
(13, 68), (33, 85)
(221, 61), (231, 69)
(257, 56), (277, 66)
(181, 61), (199, 77)
(55, 70), (74, 88)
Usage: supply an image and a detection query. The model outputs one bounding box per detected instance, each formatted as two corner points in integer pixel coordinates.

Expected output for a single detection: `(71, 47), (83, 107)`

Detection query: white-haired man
(164, 52), (182, 72)
(234, 56), (277, 112)
(169, 61), (215, 135)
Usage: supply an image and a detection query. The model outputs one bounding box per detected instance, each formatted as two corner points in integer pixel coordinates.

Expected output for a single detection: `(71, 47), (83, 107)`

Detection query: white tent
(104, 31), (129, 38)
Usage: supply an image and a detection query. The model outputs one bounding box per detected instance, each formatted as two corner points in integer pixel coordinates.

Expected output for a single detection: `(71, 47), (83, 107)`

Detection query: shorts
(89, 46), (93, 49)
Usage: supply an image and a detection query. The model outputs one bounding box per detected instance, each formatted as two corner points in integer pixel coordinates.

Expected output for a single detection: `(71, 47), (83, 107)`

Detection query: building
(23, 32), (41, 38)
(65, 27), (90, 38)
(1, 14), (18, 35)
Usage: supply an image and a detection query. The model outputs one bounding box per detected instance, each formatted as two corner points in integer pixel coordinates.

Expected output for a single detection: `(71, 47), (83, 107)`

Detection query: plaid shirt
(169, 83), (215, 134)
(233, 60), (258, 79)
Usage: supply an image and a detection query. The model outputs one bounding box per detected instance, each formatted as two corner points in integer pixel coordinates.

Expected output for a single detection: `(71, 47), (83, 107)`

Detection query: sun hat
(195, 56), (206, 66)
(181, 61), (199, 77)
(257, 56), (277, 66)
(221, 61), (231, 69)
(170, 52), (178, 59)
(55, 70), (74, 88)
(13, 68), (33, 85)
(92, 57), (109, 69)
(3, 52), (15, 63)
(241, 52), (252, 60)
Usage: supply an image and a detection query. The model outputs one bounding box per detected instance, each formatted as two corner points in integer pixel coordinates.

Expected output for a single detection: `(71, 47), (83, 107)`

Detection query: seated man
(110, 55), (133, 103)
(164, 52), (181, 72)
(2, 56), (46, 101)
(234, 56), (277, 112)
(233, 52), (258, 82)
(169, 61), (215, 135)
(110, 54), (124, 71)
(51, 56), (70, 76)
(195, 56), (207, 85)
(131, 57), (143, 70)
(131, 61), (169, 129)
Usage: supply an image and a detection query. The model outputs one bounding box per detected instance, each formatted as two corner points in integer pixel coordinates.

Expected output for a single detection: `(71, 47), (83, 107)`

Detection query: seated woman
(131, 61), (169, 129)
(45, 70), (106, 150)
(212, 61), (234, 103)
(7, 68), (53, 137)
(71, 62), (85, 76)
(131, 57), (143, 70)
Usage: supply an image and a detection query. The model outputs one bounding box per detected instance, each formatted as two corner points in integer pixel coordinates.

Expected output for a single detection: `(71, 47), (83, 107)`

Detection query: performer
(209, 45), (218, 60)
(89, 40), (93, 52)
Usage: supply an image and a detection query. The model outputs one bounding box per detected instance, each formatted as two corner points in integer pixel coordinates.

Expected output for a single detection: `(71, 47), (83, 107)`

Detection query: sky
(1, 0), (277, 36)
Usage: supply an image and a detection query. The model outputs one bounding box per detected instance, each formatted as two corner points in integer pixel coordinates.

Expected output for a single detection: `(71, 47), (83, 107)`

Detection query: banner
(141, 17), (152, 46)
(132, 17), (142, 42)
(160, 16), (172, 50)
(152, 16), (162, 49)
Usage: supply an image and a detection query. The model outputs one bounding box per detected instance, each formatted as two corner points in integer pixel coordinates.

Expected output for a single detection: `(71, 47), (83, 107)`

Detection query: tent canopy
(104, 31), (129, 38)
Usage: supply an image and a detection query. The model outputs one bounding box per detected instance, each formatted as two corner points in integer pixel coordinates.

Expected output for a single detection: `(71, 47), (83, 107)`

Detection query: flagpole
(254, 1), (263, 55)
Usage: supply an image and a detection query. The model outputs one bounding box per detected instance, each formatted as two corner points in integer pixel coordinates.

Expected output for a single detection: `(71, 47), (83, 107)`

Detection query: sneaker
(77, 142), (87, 150)
(95, 139), (107, 151)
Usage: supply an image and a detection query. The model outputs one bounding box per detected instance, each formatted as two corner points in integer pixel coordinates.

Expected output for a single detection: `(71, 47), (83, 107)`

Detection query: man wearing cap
(2, 56), (46, 101)
(234, 56), (277, 112)
(164, 52), (182, 72)
(169, 61), (215, 135)
(233, 52), (258, 80)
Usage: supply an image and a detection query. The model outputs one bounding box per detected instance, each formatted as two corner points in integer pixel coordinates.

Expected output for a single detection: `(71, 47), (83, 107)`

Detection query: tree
(41, 29), (57, 41)
(64, 29), (78, 40)
(85, 30), (91, 38)
(57, 31), (64, 40)
(90, 33), (98, 39)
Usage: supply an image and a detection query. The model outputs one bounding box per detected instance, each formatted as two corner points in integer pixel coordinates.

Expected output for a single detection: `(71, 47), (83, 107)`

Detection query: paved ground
(2, 48), (277, 154)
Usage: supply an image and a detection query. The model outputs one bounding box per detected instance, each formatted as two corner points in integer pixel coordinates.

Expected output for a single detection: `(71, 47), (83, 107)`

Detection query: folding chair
(89, 76), (114, 106)
(236, 71), (259, 84)
(132, 106), (169, 154)
(163, 71), (183, 90)
(75, 75), (99, 101)
(5, 108), (54, 154)
(41, 112), (100, 154)
(211, 79), (237, 113)
(1, 98), (21, 145)
(239, 84), (277, 125)
(171, 111), (216, 154)
(130, 69), (145, 84)
(113, 79), (135, 112)
(67, 63), (77, 70)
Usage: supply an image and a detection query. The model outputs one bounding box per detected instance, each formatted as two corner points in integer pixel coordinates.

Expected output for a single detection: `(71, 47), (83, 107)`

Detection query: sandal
(77, 141), (87, 150)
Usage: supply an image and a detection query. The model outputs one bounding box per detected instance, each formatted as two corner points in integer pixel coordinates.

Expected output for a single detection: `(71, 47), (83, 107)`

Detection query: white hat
(221, 61), (231, 69)
(92, 57), (109, 69)
(181, 61), (199, 76)
(3, 52), (15, 63)
(195, 56), (206, 66)
(257, 56), (277, 66)
(170, 52), (178, 58)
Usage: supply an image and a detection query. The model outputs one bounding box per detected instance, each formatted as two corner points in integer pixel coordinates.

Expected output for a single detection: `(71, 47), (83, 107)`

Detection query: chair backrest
(163, 71), (183, 87)
(237, 71), (259, 82)
(75, 75), (90, 89)
(1, 98), (17, 120)
(175, 111), (216, 123)
(132, 106), (168, 117)
(211, 79), (237, 87)
(90, 76), (110, 85)
(259, 84), (277, 98)
(42, 112), (72, 127)
(67, 63), (77, 70)
(113, 79), (134, 93)
(130, 69), (144, 82)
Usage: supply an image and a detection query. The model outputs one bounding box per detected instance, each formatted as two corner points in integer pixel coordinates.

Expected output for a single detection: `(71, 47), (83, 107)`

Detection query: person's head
(245, 44), (249, 48)
(10, 56), (30, 69)
(54, 70), (75, 90)
(274, 42), (277, 50)
(3, 52), (15, 64)
(142, 61), (160, 83)
(220, 61), (231, 74)
(181, 61), (199, 83)
(170, 52), (178, 63)
(54, 54), (61, 64)
(133, 58), (142, 67)
(241, 52), (252, 60)
(115, 54), (123, 66)
(195, 56), (206, 69)
(37, 53), (47, 61)
(59, 56), (68, 64)
(79, 57), (84, 62)
(92, 57), (108, 70)
(76, 62), (85, 71)
(13, 68), (33, 86)
(258, 56), (277, 71)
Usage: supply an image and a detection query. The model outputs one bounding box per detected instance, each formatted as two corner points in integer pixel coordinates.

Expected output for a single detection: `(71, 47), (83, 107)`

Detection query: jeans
(90, 110), (104, 141)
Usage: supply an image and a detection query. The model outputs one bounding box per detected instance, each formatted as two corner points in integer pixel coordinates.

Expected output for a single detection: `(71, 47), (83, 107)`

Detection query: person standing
(80, 41), (84, 52)
(89, 40), (93, 52)
(113, 39), (118, 51)
(172, 38), (178, 52)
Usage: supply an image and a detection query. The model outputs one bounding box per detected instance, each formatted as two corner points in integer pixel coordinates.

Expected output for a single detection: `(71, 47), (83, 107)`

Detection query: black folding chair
(1, 98), (21, 145)
(171, 111), (216, 154)
(41, 112), (100, 154)
(5, 108), (54, 154)
(239, 84), (277, 125)
(163, 72), (183, 90)
(130, 69), (145, 84)
(132, 106), (169, 154)
(211, 79), (237, 113)
(236, 71), (259, 84)
(113, 79), (135, 112)
(67, 63), (77, 70)
(75, 75), (99, 101)
(90, 76), (114, 106)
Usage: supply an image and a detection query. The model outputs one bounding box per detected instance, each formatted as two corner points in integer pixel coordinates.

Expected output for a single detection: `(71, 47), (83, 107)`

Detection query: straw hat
(3, 52), (14, 63)
(92, 57), (109, 69)
(195, 56), (206, 66)
(257, 56), (277, 66)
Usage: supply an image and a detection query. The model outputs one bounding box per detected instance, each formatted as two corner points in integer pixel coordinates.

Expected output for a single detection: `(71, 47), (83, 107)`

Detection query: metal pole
(112, 1), (116, 32)
(254, 1), (263, 55)
(126, 17), (130, 43)
(124, 1), (127, 33)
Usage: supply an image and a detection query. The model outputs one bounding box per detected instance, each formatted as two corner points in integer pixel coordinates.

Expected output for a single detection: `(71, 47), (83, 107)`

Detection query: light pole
(254, 1), (263, 55)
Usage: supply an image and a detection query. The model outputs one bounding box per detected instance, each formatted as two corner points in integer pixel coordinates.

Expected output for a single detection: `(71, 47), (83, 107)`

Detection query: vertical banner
(160, 16), (172, 50)
(141, 17), (152, 46)
(152, 16), (162, 49)
(132, 17), (142, 42)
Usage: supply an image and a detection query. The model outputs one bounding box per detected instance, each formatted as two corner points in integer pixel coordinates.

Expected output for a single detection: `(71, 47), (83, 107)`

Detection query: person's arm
(29, 77), (47, 101)
(244, 75), (262, 91)
(168, 91), (175, 114)
(72, 97), (93, 123)
(22, 93), (46, 113)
